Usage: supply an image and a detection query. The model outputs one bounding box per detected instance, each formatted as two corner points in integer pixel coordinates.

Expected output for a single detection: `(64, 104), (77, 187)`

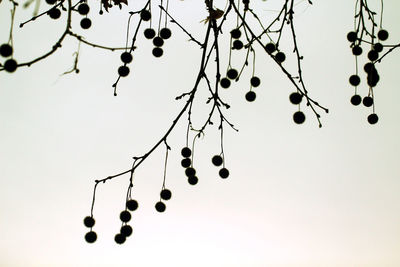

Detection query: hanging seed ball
(80, 18), (92, 29)
(377, 29), (389, 41)
(250, 76), (260, 87)
(181, 158), (191, 168)
(0, 43), (13, 57)
(160, 28), (172, 40)
(364, 62), (375, 73)
(368, 50), (379, 61)
(120, 225), (133, 237)
(152, 47), (163, 57)
(140, 9), (151, 21)
(349, 74), (361, 86)
(160, 189), (172, 200)
(275, 52), (286, 63)
(347, 31), (357, 42)
(155, 201), (166, 212)
(115, 233), (126, 244)
(144, 28), (156, 39)
(120, 52), (133, 64)
(374, 43), (383, 53)
(181, 147), (192, 158)
(220, 77), (231, 89)
(293, 111), (306, 124)
(78, 3), (90, 15)
(230, 28), (241, 39)
(48, 8), (61, 19)
(84, 231), (97, 243)
(126, 199), (138, 211)
(289, 92), (303, 105)
(245, 91), (256, 102)
(352, 45), (362, 56)
(367, 113), (378, 124)
(120, 210), (131, 222)
(232, 40), (243, 50)
(185, 167), (196, 177)
(212, 155), (223, 166)
(118, 65), (130, 77)
(219, 168), (229, 179)
(188, 176), (198, 185)
(227, 69), (238, 80)
(265, 42), (276, 53)
(362, 96), (374, 107)
(153, 36), (164, 47)
(83, 216), (95, 228)
(350, 95), (362, 106)
(4, 59), (18, 73)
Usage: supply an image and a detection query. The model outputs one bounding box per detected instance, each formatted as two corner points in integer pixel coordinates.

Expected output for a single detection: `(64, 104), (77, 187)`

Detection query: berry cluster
(77, 2), (92, 30)
(180, 147), (198, 185)
(155, 188), (172, 213)
(265, 42), (286, 64)
(117, 51), (133, 78)
(289, 92), (305, 124)
(211, 155), (229, 179)
(46, 0), (62, 20)
(0, 43), (17, 73)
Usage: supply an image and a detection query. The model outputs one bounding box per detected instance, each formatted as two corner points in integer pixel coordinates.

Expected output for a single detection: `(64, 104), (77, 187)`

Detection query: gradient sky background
(1, 0), (400, 266)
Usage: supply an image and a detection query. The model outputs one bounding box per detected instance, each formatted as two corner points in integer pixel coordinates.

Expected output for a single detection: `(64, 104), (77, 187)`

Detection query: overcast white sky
(1, 0), (400, 266)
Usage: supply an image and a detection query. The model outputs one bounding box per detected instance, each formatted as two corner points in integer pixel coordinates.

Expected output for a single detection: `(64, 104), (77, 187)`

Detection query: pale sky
(1, 0), (400, 266)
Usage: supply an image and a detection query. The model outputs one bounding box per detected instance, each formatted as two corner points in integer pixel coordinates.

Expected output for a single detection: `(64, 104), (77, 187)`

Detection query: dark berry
(367, 69), (380, 87)
(181, 158), (191, 168)
(140, 10), (151, 21)
(185, 167), (196, 177)
(188, 176), (198, 185)
(78, 3), (90, 15)
(126, 199), (138, 211)
(84, 231), (97, 243)
(0, 44), (13, 57)
(80, 18), (92, 29)
(350, 95), (362, 106)
(4, 59), (17, 73)
(232, 40), (243, 50)
(347, 31), (357, 42)
(220, 77), (231, 89)
(46, 0), (57, 5)
(349, 74), (361, 86)
(364, 62), (375, 73)
(120, 225), (133, 237)
(155, 201), (166, 212)
(153, 36), (164, 47)
(144, 28), (156, 39)
(377, 29), (388, 41)
(160, 189), (172, 200)
(245, 91), (256, 102)
(83, 216), (95, 228)
(152, 47), (163, 57)
(118, 65), (130, 77)
(293, 111), (305, 124)
(250, 76), (260, 87)
(219, 168), (229, 179)
(120, 52), (133, 64)
(275, 52), (286, 63)
(227, 69), (238, 80)
(367, 50), (379, 61)
(120, 210), (131, 222)
(265, 42), (276, 53)
(374, 43), (383, 53)
(212, 155), (223, 166)
(362, 96), (373, 107)
(160, 28), (172, 40)
(367, 113), (378, 124)
(289, 92), (302, 105)
(181, 147), (191, 158)
(115, 233), (126, 244)
(230, 28), (241, 39)
(352, 45), (362, 56)
(48, 8), (61, 19)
